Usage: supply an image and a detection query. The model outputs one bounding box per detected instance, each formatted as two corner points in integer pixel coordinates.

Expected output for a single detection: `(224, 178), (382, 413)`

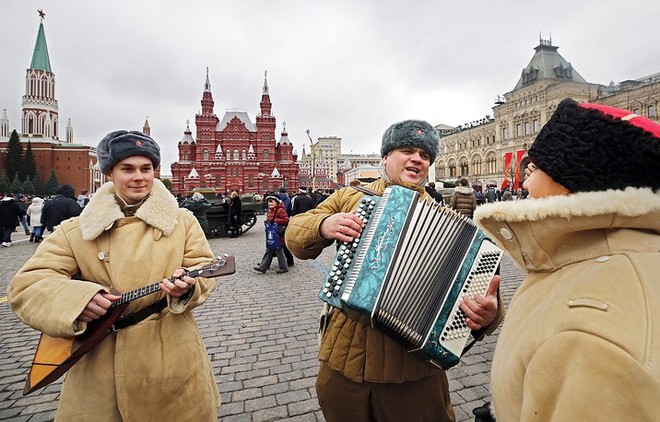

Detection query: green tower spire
(30, 21), (52, 73)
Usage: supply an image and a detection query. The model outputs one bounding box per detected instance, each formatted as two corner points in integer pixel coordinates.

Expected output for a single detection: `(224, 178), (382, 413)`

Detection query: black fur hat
(528, 98), (660, 192)
(97, 130), (161, 175)
(381, 120), (439, 163)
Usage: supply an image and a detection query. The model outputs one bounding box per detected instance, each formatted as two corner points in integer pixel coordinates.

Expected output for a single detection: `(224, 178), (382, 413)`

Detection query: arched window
(242, 149), (247, 160)
(202, 148), (209, 160)
(233, 149), (239, 160)
(263, 149), (270, 160)
(226, 149), (230, 160)
(460, 160), (469, 176)
(648, 105), (656, 118)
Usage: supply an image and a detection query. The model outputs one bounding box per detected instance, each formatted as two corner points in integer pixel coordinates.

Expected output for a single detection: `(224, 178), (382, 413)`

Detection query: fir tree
(22, 176), (36, 196)
(0, 172), (10, 194)
(24, 141), (37, 181)
(46, 170), (59, 195)
(5, 130), (23, 182)
(33, 169), (45, 196)
(11, 174), (23, 194)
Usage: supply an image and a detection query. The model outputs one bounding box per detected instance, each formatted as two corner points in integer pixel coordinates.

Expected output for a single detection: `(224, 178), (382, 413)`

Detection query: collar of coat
(454, 186), (474, 195)
(79, 179), (180, 241)
(474, 187), (660, 271)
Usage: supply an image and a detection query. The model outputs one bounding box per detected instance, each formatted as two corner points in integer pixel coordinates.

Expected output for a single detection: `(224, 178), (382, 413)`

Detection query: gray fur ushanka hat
(381, 120), (439, 163)
(97, 130), (161, 175)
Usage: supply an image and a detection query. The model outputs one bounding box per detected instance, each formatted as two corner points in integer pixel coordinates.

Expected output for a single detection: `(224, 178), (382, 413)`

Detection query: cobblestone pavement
(0, 217), (524, 421)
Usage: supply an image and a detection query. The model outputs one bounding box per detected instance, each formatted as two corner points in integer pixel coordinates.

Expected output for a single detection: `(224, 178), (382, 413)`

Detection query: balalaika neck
(110, 267), (205, 307)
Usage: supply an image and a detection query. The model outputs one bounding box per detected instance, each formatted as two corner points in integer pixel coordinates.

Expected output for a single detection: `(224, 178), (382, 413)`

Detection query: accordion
(319, 185), (503, 369)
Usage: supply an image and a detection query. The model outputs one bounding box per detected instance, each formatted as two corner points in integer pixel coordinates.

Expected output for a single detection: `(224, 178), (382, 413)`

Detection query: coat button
(499, 228), (513, 240)
(595, 256), (610, 263)
(98, 251), (105, 260)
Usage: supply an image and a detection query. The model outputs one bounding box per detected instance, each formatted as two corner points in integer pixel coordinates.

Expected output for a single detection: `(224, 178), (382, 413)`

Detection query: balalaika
(319, 185), (503, 369)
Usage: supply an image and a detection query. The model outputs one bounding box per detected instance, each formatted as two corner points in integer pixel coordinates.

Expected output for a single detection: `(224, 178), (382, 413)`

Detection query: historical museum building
(169, 72), (299, 196)
(0, 15), (101, 195)
(434, 37), (659, 190)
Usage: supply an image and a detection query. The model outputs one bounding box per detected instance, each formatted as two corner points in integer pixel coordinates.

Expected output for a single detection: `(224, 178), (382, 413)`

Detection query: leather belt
(111, 298), (168, 332)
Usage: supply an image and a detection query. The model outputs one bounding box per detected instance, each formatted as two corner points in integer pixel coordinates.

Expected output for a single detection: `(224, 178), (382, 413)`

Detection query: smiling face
(107, 155), (155, 204)
(382, 147), (430, 187)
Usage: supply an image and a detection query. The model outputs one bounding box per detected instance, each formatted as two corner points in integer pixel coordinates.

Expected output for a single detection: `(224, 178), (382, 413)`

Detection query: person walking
(41, 184), (81, 232)
(475, 98), (660, 420)
(0, 193), (26, 247)
(8, 130), (221, 420)
(254, 195), (289, 274)
(289, 187), (315, 216)
(26, 196), (44, 242)
(286, 120), (503, 422)
(449, 178), (478, 218)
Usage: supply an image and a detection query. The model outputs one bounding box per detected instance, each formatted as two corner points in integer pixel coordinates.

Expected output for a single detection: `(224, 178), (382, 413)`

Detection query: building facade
(169, 71), (299, 196)
(435, 37), (660, 190)
(0, 15), (102, 195)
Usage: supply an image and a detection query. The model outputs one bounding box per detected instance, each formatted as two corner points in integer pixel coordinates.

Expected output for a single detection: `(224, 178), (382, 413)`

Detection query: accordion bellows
(320, 185), (503, 369)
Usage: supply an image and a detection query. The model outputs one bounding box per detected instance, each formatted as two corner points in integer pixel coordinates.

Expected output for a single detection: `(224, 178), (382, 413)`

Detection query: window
(502, 127), (509, 140)
(242, 149), (247, 160)
(225, 149), (230, 160)
(233, 149), (239, 160)
(202, 148), (209, 160)
(648, 105), (656, 118)
(516, 124), (522, 137)
(525, 122), (531, 135)
(263, 149), (270, 160)
(533, 120), (540, 133)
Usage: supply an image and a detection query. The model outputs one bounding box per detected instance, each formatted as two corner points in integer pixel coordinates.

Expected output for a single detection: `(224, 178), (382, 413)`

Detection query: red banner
(501, 152), (513, 190)
(512, 149), (526, 191)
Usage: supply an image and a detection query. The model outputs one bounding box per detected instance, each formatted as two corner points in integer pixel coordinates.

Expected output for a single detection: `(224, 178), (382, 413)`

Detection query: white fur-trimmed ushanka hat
(528, 98), (660, 192)
(97, 130), (161, 175)
(381, 120), (439, 163)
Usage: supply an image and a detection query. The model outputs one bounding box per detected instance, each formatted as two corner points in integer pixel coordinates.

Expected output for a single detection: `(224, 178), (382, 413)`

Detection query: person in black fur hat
(41, 184), (81, 232)
(474, 99), (660, 420)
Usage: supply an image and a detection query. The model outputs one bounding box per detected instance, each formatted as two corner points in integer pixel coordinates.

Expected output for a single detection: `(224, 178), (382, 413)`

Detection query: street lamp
(306, 129), (317, 190)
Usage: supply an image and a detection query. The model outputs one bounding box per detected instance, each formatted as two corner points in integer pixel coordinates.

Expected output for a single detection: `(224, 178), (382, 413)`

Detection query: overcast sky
(2, 1), (659, 173)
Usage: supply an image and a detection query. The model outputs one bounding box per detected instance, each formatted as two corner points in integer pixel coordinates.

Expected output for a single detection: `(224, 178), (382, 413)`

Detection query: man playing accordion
(286, 120), (504, 422)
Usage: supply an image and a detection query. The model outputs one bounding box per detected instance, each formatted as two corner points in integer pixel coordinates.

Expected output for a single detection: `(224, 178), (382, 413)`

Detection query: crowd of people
(0, 184), (82, 246)
(5, 97), (659, 420)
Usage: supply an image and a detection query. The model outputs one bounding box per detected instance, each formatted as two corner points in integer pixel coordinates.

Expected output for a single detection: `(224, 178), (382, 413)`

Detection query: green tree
(0, 172), (10, 193)
(46, 170), (59, 195)
(5, 130), (23, 182)
(33, 169), (45, 196)
(161, 178), (172, 191)
(24, 141), (37, 181)
(11, 174), (23, 193)
(22, 176), (36, 196)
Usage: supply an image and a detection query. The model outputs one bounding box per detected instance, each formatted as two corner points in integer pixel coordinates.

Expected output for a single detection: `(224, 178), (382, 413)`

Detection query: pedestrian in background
(475, 98), (660, 420)
(290, 187), (315, 217)
(1, 193), (26, 247)
(42, 184), (81, 232)
(449, 177), (478, 218)
(26, 196), (44, 242)
(228, 190), (242, 237)
(254, 195), (289, 274)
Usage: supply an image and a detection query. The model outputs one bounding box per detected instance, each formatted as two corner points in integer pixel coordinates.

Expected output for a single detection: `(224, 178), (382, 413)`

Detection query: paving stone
(0, 216), (525, 422)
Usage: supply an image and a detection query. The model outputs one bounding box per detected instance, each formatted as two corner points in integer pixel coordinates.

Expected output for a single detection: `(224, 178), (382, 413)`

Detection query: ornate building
(0, 13), (101, 194)
(170, 71), (299, 196)
(435, 37), (660, 190)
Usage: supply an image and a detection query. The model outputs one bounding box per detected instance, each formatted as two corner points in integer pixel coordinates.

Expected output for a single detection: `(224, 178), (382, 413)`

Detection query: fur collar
(454, 186), (474, 195)
(79, 179), (180, 240)
(474, 187), (660, 224)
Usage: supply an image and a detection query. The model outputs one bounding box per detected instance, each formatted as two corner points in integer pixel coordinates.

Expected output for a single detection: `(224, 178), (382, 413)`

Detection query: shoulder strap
(351, 185), (382, 197)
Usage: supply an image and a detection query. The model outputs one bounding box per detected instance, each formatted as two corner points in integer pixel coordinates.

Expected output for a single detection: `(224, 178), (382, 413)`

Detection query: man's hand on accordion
(320, 212), (365, 243)
(459, 275), (501, 330)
